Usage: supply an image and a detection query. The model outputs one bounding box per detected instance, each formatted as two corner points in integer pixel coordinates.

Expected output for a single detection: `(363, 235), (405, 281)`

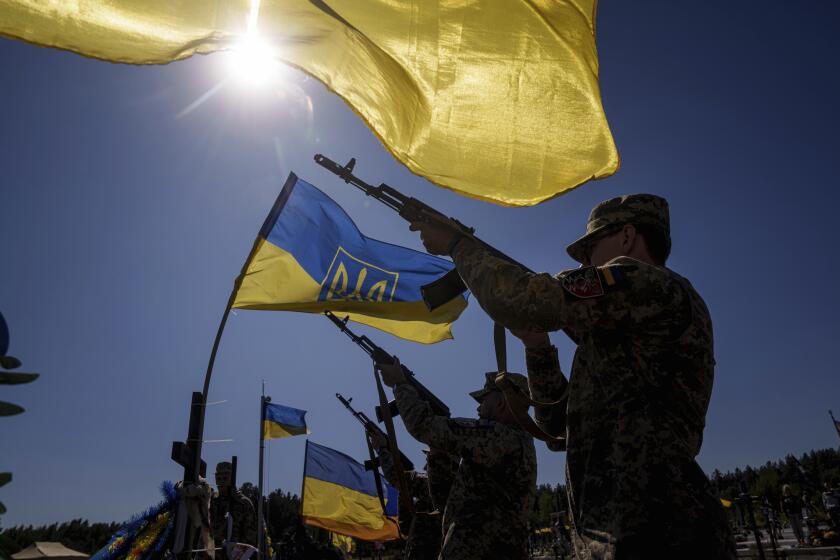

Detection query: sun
(225, 34), (280, 88)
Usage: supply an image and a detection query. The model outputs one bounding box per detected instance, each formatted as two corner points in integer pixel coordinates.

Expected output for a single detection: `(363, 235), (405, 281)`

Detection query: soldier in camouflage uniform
(209, 462), (257, 557)
(374, 441), (457, 560)
(378, 361), (537, 560)
(410, 194), (736, 559)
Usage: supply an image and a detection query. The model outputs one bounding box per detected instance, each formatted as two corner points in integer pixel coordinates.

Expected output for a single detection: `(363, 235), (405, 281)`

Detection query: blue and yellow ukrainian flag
(263, 402), (309, 440)
(231, 173), (467, 344)
(301, 441), (399, 542)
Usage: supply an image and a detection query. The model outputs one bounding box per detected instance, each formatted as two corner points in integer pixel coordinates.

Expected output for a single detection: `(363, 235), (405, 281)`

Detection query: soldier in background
(209, 461), (257, 557)
(372, 436), (457, 560)
(378, 361), (537, 560)
(410, 194), (736, 558)
(822, 482), (840, 531)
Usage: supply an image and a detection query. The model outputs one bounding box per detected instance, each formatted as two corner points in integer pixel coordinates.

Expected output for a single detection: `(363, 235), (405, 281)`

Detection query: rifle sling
(495, 373), (566, 444)
(372, 362), (414, 537)
(365, 433), (387, 513)
(493, 324), (566, 444)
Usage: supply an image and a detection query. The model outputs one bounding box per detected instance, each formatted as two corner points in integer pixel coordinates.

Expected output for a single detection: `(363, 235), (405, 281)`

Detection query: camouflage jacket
(379, 449), (443, 560)
(451, 239), (735, 559)
(393, 383), (537, 560)
(209, 489), (257, 554)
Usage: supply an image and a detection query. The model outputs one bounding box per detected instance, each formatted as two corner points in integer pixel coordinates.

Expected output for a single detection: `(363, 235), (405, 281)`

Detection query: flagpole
(299, 440), (309, 519)
(175, 177), (293, 559)
(191, 219), (269, 485)
(258, 383), (269, 559)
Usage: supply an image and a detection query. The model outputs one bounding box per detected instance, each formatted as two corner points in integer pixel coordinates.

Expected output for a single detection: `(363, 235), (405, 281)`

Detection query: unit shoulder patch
(560, 265), (624, 299)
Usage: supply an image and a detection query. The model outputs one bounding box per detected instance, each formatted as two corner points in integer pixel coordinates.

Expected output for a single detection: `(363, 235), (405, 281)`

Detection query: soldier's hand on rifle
(409, 220), (459, 256)
(510, 328), (551, 349)
(377, 357), (407, 387)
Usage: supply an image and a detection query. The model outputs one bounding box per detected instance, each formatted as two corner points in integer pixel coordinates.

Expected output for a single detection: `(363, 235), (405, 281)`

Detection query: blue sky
(1, 1), (839, 526)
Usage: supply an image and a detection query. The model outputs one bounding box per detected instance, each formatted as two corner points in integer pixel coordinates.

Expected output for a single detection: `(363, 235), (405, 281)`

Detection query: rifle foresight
(314, 154), (355, 177)
(324, 310), (349, 330)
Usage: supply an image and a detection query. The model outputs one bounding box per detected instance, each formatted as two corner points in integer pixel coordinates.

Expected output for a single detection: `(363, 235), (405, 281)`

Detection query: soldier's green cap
(469, 372), (529, 403)
(566, 194), (671, 264)
(215, 461), (233, 473)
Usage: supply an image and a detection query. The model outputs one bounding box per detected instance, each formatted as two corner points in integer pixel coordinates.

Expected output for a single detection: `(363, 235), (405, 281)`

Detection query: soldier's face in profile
(586, 227), (632, 267)
(478, 392), (504, 420)
(215, 470), (231, 489)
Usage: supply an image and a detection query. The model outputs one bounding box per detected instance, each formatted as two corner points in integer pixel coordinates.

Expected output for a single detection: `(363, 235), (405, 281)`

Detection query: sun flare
(225, 34), (279, 88)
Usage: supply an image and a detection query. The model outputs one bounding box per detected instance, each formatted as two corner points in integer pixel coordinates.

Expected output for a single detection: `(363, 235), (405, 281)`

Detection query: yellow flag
(0, 0), (618, 206)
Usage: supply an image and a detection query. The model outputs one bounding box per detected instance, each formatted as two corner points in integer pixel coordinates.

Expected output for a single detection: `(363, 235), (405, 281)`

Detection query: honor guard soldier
(378, 361), (537, 560)
(410, 194), (736, 559)
(374, 440), (456, 560)
(209, 461), (257, 557)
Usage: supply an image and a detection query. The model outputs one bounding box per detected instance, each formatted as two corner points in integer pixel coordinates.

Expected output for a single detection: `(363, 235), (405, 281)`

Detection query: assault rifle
(314, 154), (533, 310)
(336, 393), (415, 472)
(324, 311), (450, 420)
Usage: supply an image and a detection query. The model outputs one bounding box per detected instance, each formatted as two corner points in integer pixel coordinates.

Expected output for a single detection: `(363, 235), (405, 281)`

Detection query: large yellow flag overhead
(0, 0), (618, 206)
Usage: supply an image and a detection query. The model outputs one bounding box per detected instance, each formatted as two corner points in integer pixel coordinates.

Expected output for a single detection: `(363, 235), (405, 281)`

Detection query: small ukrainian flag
(263, 402), (310, 440)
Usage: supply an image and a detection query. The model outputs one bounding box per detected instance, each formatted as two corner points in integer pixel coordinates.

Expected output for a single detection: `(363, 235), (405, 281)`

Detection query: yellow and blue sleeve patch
(600, 265), (623, 287)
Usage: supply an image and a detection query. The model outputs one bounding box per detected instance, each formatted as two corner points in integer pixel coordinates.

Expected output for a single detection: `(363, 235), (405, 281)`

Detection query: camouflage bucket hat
(566, 194), (671, 264)
(470, 371), (529, 403)
(215, 461), (233, 473)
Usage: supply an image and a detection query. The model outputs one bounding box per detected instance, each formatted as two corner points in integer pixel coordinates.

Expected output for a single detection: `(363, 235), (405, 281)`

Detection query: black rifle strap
(372, 362), (414, 535)
(365, 432), (388, 513)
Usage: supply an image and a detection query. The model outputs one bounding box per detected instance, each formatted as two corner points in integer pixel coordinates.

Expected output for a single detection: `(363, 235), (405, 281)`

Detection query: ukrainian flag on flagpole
(231, 173), (467, 344)
(263, 402), (309, 440)
(302, 441), (399, 542)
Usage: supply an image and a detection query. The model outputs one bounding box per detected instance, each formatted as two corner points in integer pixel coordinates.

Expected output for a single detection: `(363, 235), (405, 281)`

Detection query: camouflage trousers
(571, 457), (736, 560)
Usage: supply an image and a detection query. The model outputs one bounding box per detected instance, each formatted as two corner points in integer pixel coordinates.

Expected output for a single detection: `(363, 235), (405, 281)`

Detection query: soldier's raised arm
(394, 382), (521, 464)
(450, 239), (690, 337)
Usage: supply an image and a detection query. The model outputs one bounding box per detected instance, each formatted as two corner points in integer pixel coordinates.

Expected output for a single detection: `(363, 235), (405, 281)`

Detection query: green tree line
(712, 447), (840, 507)
(3, 447), (838, 556)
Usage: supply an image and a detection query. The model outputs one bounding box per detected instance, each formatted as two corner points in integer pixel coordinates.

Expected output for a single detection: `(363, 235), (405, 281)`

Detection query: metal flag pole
(173, 227), (266, 558)
(189, 204), (275, 486)
(257, 382), (270, 559)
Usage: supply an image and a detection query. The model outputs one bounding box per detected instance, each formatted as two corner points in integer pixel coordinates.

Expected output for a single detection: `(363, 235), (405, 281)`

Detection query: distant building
(11, 542), (88, 560)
